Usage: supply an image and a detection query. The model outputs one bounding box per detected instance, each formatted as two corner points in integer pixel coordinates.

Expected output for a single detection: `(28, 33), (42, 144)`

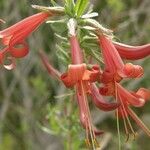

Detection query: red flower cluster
(1, 7), (150, 149)
(40, 19), (150, 147)
(99, 35), (150, 139)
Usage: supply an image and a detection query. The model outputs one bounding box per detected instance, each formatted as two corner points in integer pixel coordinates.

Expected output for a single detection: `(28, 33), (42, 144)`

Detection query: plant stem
(66, 96), (74, 150)
(116, 109), (121, 150)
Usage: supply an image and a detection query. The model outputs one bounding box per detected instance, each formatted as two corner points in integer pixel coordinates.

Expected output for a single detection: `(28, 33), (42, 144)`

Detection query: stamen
(120, 108), (129, 142)
(85, 138), (91, 148)
(94, 139), (100, 148)
(116, 83), (137, 142)
(121, 101), (136, 138)
(125, 133), (130, 142)
(79, 81), (98, 149)
(132, 132), (138, 140)
(127, 107), (150, 137)
(115, 83), (121, 150)
(125, 114), (136, 138)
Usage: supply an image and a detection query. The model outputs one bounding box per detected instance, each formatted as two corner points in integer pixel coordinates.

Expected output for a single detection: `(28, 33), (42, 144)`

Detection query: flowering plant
(0, 0), (150, 149)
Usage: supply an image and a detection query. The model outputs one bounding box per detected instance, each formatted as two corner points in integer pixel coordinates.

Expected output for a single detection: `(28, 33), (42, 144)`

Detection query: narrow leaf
(81, 12), (98, 19)
(51, 0), (59, 6)
(65, 0), (75, 16)
(75, 0), (89, 17)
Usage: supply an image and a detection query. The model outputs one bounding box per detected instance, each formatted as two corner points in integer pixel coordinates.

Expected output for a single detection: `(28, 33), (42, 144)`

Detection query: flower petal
(123, 63), (143, 78)
(90, 84), (119, 111)
(136, 88), (150, 101)
(0, 47), (8, 64)
(70, 35), (83, 64)
(0, 12), (49, 37)
(99, 35), (124, 74)
(116, 83), (145, 107)
(3, 56), (16, 70)
(61, 72), (75, 87)
(61, 64), (87, 88)
(39, 51), (61, 79)
(9, 41), (29, 58)
(113, 41), (150, 60)
(89, 65), (101, 82)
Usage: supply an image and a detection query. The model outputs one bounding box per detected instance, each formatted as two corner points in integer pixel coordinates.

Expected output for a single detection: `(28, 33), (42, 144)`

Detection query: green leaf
(65, 0), (75, 16)
(81, 12), (98, 19)
(40, 125), (57, 135)
(75, 0), (89, 17)
(81, 42), (103, 63)
(51, 0), (59, 6)
(49, 20), (67, 34)
(56, 45), (70, 65)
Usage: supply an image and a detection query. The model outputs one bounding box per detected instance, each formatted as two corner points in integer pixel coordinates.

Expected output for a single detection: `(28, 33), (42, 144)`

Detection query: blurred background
(0, 0), (150, 150)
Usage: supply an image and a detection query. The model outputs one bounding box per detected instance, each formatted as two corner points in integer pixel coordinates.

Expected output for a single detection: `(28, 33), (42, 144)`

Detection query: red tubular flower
(40, 20), (119, 148)
(61, 32), (120, 149)
(98, 34), (150, 139)
(76, 81), (104, 135)
(113, 41), (150, 60)
(116, 83), (150, 138)
(0, 12), (51, 69)
(99, 79), (150, 139)
(99, 35), (144, 80)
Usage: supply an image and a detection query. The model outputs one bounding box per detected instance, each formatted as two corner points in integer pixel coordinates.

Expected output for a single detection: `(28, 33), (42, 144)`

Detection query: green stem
(66, 96), (74, 150)
(116, 109), (121, 150)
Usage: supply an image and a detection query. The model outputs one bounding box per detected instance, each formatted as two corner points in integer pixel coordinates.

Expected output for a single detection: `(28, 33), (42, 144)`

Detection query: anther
(132, 132), (138, 140)
(94, 139), (100, 148)
(85, 138), (91, 148)
(125, 133), (130, 142)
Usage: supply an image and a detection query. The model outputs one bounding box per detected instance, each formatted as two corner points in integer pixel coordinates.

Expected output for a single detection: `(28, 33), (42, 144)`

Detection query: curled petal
(61, 64), (87, 88)
(61, 73), (75, 88)
(39, 51), (61, 79)
(9, 41), (29, 58)
(90, 84), (119, 111)
(113, 41), (150, 60)
(3, 56), (16, 70)
(0, 47), (8, 64)
(136, 88), (150, 101)
(123, 63), (143, 78)
(116, 83), (145, 107)
(89, 65), (101, 82)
